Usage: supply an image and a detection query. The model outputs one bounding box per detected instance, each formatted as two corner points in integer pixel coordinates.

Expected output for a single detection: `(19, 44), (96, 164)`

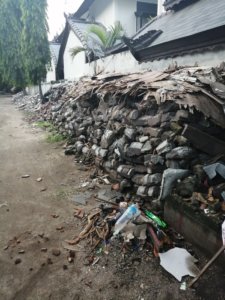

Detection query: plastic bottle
(113, 204), (141, 236)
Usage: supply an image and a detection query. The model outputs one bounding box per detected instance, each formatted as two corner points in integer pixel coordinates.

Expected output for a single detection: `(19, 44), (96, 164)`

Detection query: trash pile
(66, 197), (200, 283)
(13, 66), (225, 220)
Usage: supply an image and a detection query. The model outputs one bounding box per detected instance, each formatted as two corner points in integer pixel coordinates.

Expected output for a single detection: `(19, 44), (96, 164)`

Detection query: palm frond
(70, 46), (86, 59)
(87, 24), (108, 46)
(106, 21), (124, 48)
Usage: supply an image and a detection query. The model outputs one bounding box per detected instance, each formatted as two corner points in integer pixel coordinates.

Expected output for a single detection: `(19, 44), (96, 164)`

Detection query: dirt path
(0, 96), (89, 300)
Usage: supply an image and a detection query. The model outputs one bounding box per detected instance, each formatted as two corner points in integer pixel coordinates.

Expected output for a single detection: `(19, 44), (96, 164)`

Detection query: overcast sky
(47, 0), (83, 40)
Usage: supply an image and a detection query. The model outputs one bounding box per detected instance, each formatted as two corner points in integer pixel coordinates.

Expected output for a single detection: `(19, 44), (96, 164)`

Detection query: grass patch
(35, 121), (54, 130)
(46, 132), (66, 143)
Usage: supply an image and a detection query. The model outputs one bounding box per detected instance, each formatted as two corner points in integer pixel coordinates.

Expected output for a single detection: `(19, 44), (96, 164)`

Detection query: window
(136, 1), (158, 31)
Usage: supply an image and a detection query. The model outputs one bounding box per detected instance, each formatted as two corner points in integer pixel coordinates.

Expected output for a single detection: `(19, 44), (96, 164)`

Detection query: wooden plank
(182, 125), (225, 156)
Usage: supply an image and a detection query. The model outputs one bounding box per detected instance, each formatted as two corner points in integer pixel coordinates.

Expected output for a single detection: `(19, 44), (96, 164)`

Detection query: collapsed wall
(14, 66), (225, 219)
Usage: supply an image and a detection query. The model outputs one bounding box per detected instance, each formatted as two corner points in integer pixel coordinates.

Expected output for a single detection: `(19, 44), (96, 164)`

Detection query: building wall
(114, 0), (136, 36)
(46, 58), (56, 82)
(87, 0), (115, 27)
(86, 48), (225, 77)
(157, 0), (165, 15)
(63, 30), (89, 80)
(85, 0), (158, 36)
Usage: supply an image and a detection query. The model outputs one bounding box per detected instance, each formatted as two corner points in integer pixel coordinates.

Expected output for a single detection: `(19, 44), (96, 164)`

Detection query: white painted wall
(63, 30), (89, 80)
(46, 58), (56, 82)
(87, 0), (115, 27)
(85, 0), (158, 36)
(157, 0), (165, 15)
(86, 49), (225, 78)
(114, 0), (136, 36)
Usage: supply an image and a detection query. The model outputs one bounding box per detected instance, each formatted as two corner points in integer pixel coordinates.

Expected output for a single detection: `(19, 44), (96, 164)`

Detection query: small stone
(63, 265), (68, 270)
(52, 249), (61, 256)
(18, 250), (25, 254)
(41, 248), (48, 252)
(56, 226), (64, 231)
(51, 214), (59, 218)
(21, 174), (30, 178)
(40, 187), (47, 192)
(3, 245), (9, 251)
(36, 178), (42, 182)
(47, 258), (53, 265)
(14, 258), (22, 265)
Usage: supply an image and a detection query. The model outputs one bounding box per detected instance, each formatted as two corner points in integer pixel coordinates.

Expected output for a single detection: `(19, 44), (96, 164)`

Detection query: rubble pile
(13, 92), (41, 112)
(14, 66), (225, 218)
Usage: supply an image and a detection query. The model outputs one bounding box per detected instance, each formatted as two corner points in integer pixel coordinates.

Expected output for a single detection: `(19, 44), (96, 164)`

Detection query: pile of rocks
(37, 67), (225, 208)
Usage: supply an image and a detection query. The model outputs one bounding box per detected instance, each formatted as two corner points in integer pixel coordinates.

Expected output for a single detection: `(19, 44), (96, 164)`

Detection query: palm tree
(70, 21), (124, 61)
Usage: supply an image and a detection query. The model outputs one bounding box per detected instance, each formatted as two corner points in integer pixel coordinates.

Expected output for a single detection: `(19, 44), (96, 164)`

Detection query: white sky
(47, 0), (83, 40)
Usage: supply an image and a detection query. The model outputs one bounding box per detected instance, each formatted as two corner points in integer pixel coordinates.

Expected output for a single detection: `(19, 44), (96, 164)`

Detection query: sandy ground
(0, 96), (224, 300)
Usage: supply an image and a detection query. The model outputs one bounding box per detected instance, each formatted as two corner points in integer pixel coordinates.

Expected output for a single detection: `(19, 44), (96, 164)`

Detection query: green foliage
(70, 46), (86, 59)
(70, 21), (124, 60)
(46, 132), (66, 143)
(0, 0), (27, 88)
(20, 0), (50, 85)
(35, 120), (54, 130)
(0, 0), (50, 90)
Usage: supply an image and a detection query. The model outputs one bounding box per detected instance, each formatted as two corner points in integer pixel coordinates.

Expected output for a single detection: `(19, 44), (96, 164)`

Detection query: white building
(57, 0), (160, 81)
(56, 0), (225, 82)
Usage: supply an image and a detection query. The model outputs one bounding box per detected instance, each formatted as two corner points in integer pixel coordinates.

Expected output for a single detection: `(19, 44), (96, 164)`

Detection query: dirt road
(0, 96), (89, 300)
(0, 96), (224, 300)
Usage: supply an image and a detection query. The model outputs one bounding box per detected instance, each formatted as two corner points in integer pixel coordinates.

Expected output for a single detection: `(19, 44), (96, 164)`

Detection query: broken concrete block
(156, 140), (173, 155)
(142, 127), (162, 138)
(139, 136), (149, 143)
(148, 186), (160, 197)
(101, 130), (115, 149)
(129, 110), (139, 120)
(141, 141), (152, 153)
(117, 165), (135, 179)
(134, 165), (148, 174)
(137, 186), (148, 196)
(159, 168), (190, 201)
(142, 173), (162, 186)
(131, 174), (144, 185)
(124, 128), (136, 140)
(166, 147), (195, 160)
(151, 155), (164, 165)
(134, 115), (161, 127)
(126, 142), (143, 157)
(75, 141), (84, 153)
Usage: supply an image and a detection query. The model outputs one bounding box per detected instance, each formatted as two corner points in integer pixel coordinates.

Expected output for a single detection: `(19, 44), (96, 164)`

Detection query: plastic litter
(113, 204), (141, 236)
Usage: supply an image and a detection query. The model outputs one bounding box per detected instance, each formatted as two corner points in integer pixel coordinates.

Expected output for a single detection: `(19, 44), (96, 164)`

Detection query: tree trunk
(38, 81), (44, 103)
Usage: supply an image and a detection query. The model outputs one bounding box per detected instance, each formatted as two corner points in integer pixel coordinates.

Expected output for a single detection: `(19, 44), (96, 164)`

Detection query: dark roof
(56, 17), (105, 79)
(73, 0), (95, 18)
(163, 0), (197, 11)
(67, 17), (105, 58)
(124, 0), (225, 62)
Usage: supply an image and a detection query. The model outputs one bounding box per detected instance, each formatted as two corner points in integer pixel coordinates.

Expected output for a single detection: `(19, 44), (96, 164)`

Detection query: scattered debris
(14, 258), (22, 265)
(21, 174), (30, 178)
(0, 202), (8, 209)
(41, 248), (48, 252)
(51, 249), (61, 257)
(159, 247), (199, 282)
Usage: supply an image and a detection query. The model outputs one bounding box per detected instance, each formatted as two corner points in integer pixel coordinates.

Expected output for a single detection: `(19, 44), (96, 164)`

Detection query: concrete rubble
(13, 65), (225, 246)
